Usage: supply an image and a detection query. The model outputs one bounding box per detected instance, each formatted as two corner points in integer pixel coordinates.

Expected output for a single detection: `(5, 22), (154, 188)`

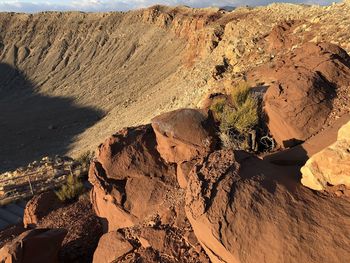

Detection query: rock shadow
(0, 63), (104, 173)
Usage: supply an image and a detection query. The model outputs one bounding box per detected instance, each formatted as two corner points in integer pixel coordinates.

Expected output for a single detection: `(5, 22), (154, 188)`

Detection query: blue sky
(0, 0), (341, 12)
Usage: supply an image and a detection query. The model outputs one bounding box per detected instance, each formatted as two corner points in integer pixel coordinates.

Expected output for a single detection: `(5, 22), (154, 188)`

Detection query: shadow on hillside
(0, 63), (104, 173)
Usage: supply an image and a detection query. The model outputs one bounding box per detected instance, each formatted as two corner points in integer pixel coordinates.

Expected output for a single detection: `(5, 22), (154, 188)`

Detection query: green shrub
(221, 97), (258, 133)
(55, 174), (84, 202)
(210, 97), (226, 120)
(213, 82), (259, 150)
(220, 84), (258, 134)
(230, 82), (251, 108)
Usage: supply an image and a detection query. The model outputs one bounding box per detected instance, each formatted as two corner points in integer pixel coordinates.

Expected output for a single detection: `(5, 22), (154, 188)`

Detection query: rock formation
(89, 109), (218, 233)
(0, 228), (67, 263)
(1, 2), (350, 170)
(256, 42), (350, 147)
(151, 109), (217, 164)
(89, 124), (179, 232)
(23, 191), (61, 228)
(151, 108), (218, 189)
(301, 121), (350, 194)
(93, 232), (133, 263)
(185, 150), (350, 263)
(1, 3), (350, 263)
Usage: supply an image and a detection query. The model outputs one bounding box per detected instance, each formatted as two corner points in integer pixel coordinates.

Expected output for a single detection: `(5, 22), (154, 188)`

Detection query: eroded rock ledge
(88, 107), (350, 263)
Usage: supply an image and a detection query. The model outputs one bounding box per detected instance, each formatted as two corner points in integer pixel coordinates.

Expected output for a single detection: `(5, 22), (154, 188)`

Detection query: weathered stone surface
(96, 125), (173, 181)
(266, 20), (299, 52)
(176, 160), (197, 189)
(256, 42), (350, 147)
(151, 109), (217, 164)
(185, 150), (350, 263)
(93, 231), (133, 263)
(89, 125), (179, 232)
(301, 121), (350, 192)
(0, 228), (67, 263)
(23, 191), (61, 228)
(263, 114), (350, 166)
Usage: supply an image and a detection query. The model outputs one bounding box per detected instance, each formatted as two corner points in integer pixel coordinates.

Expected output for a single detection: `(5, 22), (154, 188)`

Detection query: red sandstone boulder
(0, 228), (67, 263)
(251, 42), (350, 147)
(185, 150), (350, 263)
(301, 120), (350, 194)
(89, 125), (179, 232)
(23, 191), (61, 228)
(96, 125), (174, 180)
(93, 231), (133, 263)
(151, 109), (217, 164)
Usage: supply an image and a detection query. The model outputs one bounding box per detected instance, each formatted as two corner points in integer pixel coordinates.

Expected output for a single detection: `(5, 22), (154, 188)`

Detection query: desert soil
(0, 3), (349, 172)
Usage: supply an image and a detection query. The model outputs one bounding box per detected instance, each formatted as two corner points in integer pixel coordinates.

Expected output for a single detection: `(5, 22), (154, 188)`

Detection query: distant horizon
(0, 0), (342, 13)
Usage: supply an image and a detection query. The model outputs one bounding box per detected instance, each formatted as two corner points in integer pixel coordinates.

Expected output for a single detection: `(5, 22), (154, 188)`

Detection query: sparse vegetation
(230, 82), (252, 108)
(55, 174), (85, 202)
(76, 150), (93, 168)
(211, 82), (259, 150)
(210, 97), (226, 120)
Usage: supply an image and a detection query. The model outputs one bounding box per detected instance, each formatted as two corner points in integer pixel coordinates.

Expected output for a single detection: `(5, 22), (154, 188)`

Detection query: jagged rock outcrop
(185, 150), (350, 263)
(301, 121), (350, 194)
(151, 109), (217, 189)
(253, 42), (350, 147)
(0, 228), (67, 263)
(23, 191), (61, 228)
(93, 231), (133, 263)
(89, 125), (179, 232)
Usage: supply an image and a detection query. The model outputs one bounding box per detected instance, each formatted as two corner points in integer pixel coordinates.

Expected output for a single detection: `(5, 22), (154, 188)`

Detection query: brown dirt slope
(1, 2), (350, 171)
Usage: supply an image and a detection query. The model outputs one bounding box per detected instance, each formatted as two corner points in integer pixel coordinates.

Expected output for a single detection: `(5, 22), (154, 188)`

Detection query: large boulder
(93, 231), (134, 263)
(185, 150), (350, 263)
(253, 42), (350, 147)
(89, 125), (179, 232)
(0, 228), (67, 263)
(301, 121), (350, 193)
(151, 109), (217, 164)
(23, 191), (61, 228)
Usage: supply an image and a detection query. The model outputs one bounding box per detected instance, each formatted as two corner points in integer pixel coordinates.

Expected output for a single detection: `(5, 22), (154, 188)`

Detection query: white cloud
(0, 0), (340, 13)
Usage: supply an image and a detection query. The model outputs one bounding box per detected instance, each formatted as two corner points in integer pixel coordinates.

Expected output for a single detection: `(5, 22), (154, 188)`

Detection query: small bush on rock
(230, 82), (251, 108)
(220, 96), (258, 133)
(210, 97), (226, 120)
(56, 174), (84, 202)
(211, 82), (259, 150)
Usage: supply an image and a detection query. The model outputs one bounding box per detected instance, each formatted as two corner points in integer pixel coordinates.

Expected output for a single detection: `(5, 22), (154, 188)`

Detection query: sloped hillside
(1, 2), (350, 171)
(0, 7), (218, 171)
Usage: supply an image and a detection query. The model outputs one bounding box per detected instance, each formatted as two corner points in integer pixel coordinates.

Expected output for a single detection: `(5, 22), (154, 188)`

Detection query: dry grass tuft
(211, 82), (258, 150)
(55, 174), (84, 202)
